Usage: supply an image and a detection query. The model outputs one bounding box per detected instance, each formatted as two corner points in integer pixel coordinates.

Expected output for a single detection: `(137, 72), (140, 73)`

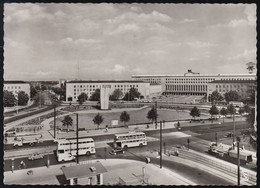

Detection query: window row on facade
(4, 86), (21, 90)
(166, 84), (207, 92)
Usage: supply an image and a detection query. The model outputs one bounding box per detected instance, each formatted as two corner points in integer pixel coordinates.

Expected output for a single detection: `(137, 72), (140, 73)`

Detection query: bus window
(58, 150), (64, 154)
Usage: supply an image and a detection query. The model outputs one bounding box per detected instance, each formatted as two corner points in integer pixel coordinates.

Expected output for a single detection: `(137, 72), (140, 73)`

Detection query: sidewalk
(4, 159), (195, 185)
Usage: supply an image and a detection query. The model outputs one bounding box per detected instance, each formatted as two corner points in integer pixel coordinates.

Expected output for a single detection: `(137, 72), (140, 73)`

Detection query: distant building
(207, 79), (256, 100)
(4, 81), (31, 99)
(132, 70), (256, 97)
(66, 80), (150, 102)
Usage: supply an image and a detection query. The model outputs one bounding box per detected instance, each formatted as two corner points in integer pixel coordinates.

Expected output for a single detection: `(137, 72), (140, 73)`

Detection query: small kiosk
(61, 162), (107, 185)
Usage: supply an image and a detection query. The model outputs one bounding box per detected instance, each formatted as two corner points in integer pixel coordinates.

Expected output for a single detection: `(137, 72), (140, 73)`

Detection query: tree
(238, 108), (245, 120)
(209, 105), (219, 123)
(110, 89), (123, 101)
(18, 91), (29, 106)
(147, 107), (158, 124)
(89, 89), (100, 101)
(30, 86), (38, 99)
(93, 113), (103, 129)
(120, 111), (130, 127)
(77, 92), (88, 105)
(227, 104), (236, 115)
(209, 91), (224, 103)
(4, 90), (17, 107)
(224, 90), (241, 102)
(129, 87), (141, 99)
(123, 87), (141, 101)
(220, 107), (228, 122)
(243, 104), (251, 114)
(190, 106), (200, 120)
(61, 115), (73, 132)
(246, 108), (255, 129)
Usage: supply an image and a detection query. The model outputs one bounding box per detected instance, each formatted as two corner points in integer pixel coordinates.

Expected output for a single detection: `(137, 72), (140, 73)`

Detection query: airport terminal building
(132, 70), (256, 97)
(66, 80), (150, 102)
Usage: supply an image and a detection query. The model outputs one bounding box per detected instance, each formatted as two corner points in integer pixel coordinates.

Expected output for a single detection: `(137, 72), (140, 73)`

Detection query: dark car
(109, 148), (125, 155)
(224, 132), (234, 138)
(28, 152), (44, 160)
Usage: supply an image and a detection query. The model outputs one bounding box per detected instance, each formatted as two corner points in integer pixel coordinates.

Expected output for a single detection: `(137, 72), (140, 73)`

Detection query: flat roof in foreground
(62, 161), (107, 180)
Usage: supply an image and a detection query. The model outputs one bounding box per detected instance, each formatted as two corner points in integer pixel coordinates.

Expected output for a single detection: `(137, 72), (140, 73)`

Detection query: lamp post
(11, 158), (14, 173)
(155, 101), (157, 129)
(237, 136), (240, 185)
(47, 154), (50, 168)
(53, 104), (56, 139)
(160, 121), (162, 168)
(76, 113), (79, 164)
(215, 132), (218, 145)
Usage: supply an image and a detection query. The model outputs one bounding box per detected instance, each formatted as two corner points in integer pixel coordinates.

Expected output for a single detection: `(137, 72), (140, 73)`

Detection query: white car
(28, 152), (44, 160)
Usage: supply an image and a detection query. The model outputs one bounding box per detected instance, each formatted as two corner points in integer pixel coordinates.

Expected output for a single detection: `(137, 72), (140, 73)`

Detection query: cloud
(130, 6), (142, 12)
(179, 18), (197, 23)
(187, 41), (215, 48)
(107, 10), (172, 24)
(5, 37), (30, 49)
(141, 50), (168, 56)
(228, 49), (256, 60)
(108, 23), (140, 35)
(5, 4), (54, 24)
(110, 64), (128, 74)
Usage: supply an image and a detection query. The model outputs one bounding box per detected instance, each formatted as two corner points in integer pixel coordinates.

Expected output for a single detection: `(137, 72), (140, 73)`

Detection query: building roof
(61, 161), (107, 180)
(209, 80), (256, 84)
(66, 80), (147, 84)
(4, 80), (28, 84)
(132, 74), (256, 78)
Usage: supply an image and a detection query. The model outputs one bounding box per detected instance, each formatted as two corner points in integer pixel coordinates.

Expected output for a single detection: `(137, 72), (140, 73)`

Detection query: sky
(4, 3), (257, 81)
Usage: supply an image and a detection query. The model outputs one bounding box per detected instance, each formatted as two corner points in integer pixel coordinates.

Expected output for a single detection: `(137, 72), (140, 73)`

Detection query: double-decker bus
(56, 138), (95, 162)
(113, 131), (147, 149)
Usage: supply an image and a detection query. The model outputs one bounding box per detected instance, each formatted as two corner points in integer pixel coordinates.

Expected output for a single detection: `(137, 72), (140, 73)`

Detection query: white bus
(56, 138), (96, 162)
(113, 132), (147, 149)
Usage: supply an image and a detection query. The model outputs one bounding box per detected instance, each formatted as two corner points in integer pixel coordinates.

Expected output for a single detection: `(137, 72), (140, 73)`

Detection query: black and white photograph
(3, 2), (257, 186)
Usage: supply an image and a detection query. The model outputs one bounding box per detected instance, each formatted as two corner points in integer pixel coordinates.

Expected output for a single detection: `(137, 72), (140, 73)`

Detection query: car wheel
(139, 143), (143, 147)
(124, 145), (128, 149)
(86, 151), (91, 156)
(62, 160), (65, 163)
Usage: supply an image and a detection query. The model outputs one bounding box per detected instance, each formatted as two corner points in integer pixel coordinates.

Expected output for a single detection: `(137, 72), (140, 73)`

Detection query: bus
(56, 138), (96, 162)
(113, 131), (147, 149)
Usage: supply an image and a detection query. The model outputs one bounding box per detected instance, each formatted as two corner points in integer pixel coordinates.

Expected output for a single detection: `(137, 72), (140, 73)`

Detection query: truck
(208, 142), (253, 165)
(13, 134), (43, 147)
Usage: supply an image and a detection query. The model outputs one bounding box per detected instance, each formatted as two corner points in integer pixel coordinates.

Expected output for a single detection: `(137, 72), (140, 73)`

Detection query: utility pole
(54, 104), (56, 139)
(76, 113), (79, 164)
(160, 121), (162, 168)
(233, 113), (235, 143)
(237, 136), (240, 185)
(155, 101), (157, 129)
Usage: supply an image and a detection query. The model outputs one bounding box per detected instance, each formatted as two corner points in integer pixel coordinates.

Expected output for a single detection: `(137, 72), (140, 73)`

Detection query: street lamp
(237, 136), (241, 186)
(11, 158), (14, 173)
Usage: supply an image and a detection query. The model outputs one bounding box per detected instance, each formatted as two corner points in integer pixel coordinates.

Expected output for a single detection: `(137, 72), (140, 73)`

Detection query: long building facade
(132, 70), (256, 97)
(207, 80), (256, 99)
(4, 81), (31, 99)
(66, 80), (150, 102)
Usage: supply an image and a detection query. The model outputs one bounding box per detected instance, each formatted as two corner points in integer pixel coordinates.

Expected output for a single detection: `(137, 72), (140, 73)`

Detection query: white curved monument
(101, 85), (111, 110)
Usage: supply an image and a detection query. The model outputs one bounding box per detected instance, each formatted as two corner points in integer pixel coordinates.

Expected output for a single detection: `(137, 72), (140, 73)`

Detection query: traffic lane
(4, 120), (247, 151)
(4, 140), (55, 151)
(149, 157), (233, 185)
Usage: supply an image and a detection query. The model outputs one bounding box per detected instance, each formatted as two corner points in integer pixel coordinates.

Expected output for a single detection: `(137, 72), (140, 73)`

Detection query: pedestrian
(20, 160), (25, 169)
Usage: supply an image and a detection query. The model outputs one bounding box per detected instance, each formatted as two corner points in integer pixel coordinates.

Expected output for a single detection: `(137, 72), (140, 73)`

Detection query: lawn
(53, 107), (208, 130)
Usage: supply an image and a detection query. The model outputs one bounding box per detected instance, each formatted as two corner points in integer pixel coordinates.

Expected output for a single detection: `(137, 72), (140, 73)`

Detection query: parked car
(28, 152), (44, 160)
(224, 132), (234, 138)
(109, 148), (125, 155)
